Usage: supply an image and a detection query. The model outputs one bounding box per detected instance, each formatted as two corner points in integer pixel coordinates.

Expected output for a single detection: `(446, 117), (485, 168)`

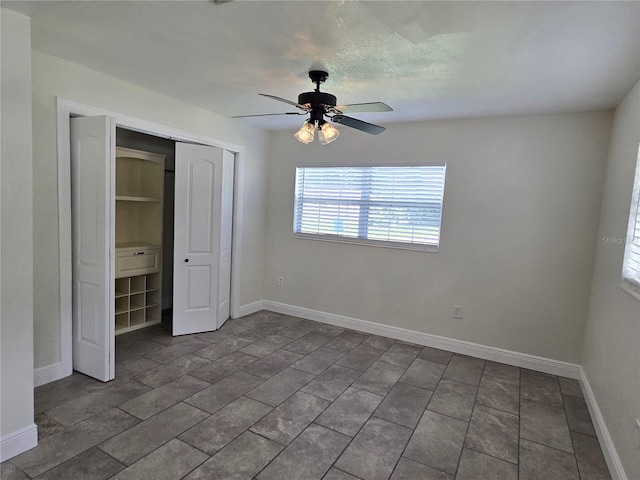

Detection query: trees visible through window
(293, 165), (446, 251)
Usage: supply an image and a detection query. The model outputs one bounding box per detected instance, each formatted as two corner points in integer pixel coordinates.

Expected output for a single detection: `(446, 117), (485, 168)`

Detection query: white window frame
(621, 146), (640, 301)
(293, 163), (446, 252)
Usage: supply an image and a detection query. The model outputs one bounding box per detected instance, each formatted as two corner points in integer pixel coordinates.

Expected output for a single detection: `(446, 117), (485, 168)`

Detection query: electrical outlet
(635, 419), (640, 447)
(453, 305), (463, 319)
(278, 276), (284, 287)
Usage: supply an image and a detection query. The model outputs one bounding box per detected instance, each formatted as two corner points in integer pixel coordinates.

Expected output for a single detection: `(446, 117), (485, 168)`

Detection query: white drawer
(115, 248), (160, 278)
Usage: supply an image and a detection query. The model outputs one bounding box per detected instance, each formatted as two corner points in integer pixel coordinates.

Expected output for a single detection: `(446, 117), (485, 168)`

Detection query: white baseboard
(0, 424), (37, 462)
(34, 361), (70, 387)
(234, 300), (265, 318)
(262, 301), (582, 379)
(579, 369), (627, 480)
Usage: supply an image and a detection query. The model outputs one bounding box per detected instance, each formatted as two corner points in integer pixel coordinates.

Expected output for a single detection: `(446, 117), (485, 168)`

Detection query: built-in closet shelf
(116, 242), (161, 250)
(114, 145), (164, 335)
(116, 288), (159, 298)
(116, 147), (165, 164)
(116, 195), (161, 203)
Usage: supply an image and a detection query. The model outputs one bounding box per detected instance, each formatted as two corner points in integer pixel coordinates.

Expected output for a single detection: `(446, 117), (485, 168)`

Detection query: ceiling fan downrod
(309, 70), (329, 91)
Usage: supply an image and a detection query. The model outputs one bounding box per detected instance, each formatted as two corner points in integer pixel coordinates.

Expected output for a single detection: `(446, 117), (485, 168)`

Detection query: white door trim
(56, 96), (246, 380)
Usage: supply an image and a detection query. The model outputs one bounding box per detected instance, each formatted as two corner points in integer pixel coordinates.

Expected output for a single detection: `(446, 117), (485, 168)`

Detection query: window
(293, 164), (446, 251)
(622, 148), (640, 299)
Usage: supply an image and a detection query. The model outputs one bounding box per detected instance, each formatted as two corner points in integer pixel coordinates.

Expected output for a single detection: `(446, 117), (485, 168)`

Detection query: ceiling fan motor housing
(298, 91), (337, 123)
(298, 91), (337, 107)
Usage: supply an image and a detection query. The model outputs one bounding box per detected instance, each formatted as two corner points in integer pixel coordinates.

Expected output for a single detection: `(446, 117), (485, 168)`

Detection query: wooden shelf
(116, 242), (161, 250)
(116, 195), (161, 203)
(116, 146), (164, 164)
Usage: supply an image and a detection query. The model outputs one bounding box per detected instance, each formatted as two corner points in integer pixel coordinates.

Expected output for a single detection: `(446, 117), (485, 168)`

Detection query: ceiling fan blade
(259, 94), (310, 111)
(232, 112), (305, 118)
(331, 115), (386, 135)
(332, 102), (393, 114)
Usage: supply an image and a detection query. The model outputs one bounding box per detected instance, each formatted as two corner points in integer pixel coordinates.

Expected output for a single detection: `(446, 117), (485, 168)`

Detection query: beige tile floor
(2, 311), (611, 479)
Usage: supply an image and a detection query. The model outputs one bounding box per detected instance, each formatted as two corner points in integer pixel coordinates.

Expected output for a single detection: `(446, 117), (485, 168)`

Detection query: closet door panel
(216, 150), (234, 328)
(70, 115), (115, 382)
(173, 143), (232, 336)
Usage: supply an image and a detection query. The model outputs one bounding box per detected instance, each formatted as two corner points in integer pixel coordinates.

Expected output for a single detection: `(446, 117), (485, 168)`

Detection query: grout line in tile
(463, 444), (519, 467)
(518, 368), (522, 480)
(372, 366), (438, 480)
(481, 371), (520, 385)
(518, 437), (585, 459)
(449, 358), (485, 479)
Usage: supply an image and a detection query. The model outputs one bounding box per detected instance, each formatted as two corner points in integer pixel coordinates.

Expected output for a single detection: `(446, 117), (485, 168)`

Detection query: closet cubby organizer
(114, 274), (161, 331)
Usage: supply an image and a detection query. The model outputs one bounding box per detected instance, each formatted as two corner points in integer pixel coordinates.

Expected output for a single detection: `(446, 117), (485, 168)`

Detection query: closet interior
(114, 129), (175, 334)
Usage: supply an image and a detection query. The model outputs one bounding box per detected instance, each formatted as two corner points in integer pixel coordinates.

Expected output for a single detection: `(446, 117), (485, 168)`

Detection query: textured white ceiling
(5, 0), (640, 130)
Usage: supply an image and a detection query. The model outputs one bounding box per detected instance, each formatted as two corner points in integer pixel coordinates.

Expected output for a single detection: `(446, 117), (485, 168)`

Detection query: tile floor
(2, 311), (611, 480)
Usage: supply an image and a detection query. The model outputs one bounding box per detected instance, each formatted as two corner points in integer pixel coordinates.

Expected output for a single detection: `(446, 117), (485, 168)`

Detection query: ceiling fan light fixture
(294, 120), (315, 144)
(318, 121), (340, 145)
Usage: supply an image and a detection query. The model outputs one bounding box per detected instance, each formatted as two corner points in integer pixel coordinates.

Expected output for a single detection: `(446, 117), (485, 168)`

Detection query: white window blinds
(294, 165), (446, 251)
(622, 148), (640, 296)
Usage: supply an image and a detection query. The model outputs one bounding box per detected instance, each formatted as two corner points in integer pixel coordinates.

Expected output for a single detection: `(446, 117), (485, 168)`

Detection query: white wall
(265, 111), (612, 363)
(31, 50), (270, 371)
(582, 79), (640, 480)
(0, 8), (37, 459)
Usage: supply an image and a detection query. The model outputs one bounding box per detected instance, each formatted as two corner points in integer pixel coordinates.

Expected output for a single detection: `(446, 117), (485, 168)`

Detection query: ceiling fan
(233, 70), (393, 144)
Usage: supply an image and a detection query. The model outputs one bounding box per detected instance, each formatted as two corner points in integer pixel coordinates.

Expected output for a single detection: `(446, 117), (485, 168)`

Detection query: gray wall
(582, 79), (640, 479)
(265, 111), (612, 363)
(1, 8), (36, 455)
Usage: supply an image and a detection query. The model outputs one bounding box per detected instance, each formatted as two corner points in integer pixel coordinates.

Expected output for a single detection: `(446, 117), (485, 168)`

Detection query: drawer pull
(133, 251), (145, 255)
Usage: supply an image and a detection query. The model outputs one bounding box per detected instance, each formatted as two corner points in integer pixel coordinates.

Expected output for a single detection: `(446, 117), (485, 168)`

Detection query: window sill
(620, 281), (640, 301)
(293, 233), (439, 252)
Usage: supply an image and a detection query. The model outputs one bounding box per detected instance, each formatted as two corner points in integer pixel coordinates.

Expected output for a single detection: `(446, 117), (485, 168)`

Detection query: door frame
(56, 97), (247, 379)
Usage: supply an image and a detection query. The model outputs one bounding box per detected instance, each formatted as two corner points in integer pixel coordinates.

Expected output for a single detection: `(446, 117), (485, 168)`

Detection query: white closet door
(173, 143), (233, 336)
(70, 115), (115, 382)
(216, 149), (234, 329)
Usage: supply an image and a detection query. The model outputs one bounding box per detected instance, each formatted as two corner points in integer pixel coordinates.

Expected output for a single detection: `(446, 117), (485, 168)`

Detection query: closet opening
(114, 128), (176, 336)
(67, 109), (238, 383)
